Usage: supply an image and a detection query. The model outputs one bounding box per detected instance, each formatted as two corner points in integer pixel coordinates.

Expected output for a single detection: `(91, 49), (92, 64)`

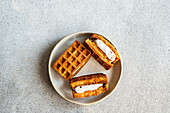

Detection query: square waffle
(53, 40), (91, 80)
(70, 73), (108, 98)
(84, 34), (120, 70)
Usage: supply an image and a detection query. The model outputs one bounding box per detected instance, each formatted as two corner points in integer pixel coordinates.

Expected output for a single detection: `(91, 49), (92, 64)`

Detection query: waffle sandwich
(53, 40), (91, 80)
(84, 34), (120, 70)
(70, 73), (108, 98)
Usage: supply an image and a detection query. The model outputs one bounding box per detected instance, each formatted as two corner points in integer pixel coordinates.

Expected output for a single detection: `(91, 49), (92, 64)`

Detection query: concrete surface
(0, 0), (169, 113)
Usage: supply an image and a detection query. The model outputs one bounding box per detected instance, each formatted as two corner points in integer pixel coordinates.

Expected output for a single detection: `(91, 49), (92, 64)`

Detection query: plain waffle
(70, 73), (108, 98)
(53, 40), (91, 80)
(84, 34), (120, 70)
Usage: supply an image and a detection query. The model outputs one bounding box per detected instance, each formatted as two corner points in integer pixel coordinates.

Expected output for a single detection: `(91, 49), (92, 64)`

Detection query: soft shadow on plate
(39, 38), (82, 109)
(39, 40), (61, 94)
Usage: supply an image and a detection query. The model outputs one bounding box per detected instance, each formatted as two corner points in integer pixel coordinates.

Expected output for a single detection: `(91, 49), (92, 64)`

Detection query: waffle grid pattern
(53, 40), (91, 80)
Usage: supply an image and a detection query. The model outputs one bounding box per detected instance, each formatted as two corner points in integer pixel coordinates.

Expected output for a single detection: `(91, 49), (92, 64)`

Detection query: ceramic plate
(48, 32), (122, 105)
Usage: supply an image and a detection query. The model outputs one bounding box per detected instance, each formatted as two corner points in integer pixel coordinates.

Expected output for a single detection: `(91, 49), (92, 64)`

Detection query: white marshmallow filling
(74, 84), (103, 93)
(93, 39), (116, 62)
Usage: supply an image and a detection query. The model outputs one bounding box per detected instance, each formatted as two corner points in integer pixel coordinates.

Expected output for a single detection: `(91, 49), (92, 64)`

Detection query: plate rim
(48, 31), (123, 105)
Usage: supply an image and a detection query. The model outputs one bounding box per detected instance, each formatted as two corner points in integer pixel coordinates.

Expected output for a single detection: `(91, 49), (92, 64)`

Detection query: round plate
(48, 32), (122, 105)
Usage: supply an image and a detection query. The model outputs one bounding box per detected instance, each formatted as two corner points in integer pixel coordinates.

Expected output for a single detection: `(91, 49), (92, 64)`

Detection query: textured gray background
(0, 0), (169, 113)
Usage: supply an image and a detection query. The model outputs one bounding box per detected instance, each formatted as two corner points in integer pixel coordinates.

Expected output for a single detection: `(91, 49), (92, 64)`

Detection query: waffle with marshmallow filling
(70, 73), (108, 98)
(84, 34), (120, 70)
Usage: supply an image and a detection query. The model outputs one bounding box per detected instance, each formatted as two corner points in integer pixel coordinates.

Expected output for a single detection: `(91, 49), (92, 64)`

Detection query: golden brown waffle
(70, 73), (108, 98)
(53, 40), (91, 80)
(84, 34), (120, 70)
